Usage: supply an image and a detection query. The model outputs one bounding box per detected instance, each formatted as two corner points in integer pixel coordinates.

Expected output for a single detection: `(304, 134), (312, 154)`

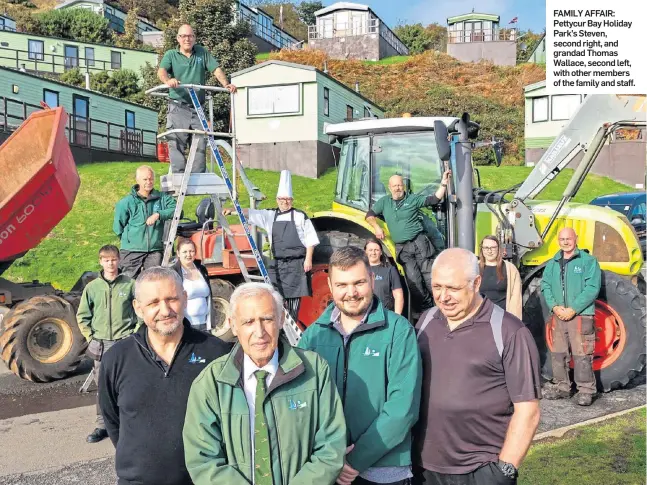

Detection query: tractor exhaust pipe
(455, 113), (475, 252)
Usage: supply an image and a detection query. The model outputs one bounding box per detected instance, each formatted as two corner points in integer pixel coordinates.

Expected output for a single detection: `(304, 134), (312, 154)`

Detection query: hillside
(266, 50), (546, 165)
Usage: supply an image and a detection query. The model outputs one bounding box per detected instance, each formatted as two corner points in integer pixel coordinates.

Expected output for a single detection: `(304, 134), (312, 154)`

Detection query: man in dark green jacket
(76, 245), (138, 443)
(113, 165), (176, 277)
(541, 227), (602, 406)
(183, 282), (347, 485)
(298, 246), (422, 485)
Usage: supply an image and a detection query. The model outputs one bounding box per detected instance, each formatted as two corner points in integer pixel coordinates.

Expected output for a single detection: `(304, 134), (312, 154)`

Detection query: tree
(517, 29), (544, 63)
(58, 67), (85, 88)
(115, 6), (142, 49)
(33, 9), (112, 44)
(91, 69), (141, 99)
(424, 23), (446, 51)
(394, 23), (433, 55)
(296, 0), (322, 26)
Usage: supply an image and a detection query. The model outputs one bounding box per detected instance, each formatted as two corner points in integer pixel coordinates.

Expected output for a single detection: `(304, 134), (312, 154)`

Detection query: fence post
(2, 97), (7, 132)
(22, 102), (27, 122)
(87, 118), (92, 148)
(140, 129), (144, 156)
(107, 122), (111, 151)
(15, 49), (18, 70)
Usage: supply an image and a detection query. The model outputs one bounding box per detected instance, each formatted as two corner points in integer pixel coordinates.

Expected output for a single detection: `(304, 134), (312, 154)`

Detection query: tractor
(298, 94), (646, 392)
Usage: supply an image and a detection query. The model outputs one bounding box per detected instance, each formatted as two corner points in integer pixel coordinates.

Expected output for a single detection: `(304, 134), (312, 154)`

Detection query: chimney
(355, 81), (360, 93)
(323, 60), (328, 73)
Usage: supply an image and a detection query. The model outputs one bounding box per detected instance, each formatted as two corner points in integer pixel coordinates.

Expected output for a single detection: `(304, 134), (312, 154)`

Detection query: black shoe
(543, 387), (571, 400)
(87, 428), (108, 443)
(575, 392), (594, 406)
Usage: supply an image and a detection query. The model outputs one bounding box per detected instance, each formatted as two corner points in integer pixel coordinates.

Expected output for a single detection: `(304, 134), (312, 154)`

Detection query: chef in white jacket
(223, 170), (319, 321)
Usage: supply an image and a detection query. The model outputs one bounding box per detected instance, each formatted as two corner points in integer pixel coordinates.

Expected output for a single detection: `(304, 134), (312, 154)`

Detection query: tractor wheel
(299, 231), (368, 328)
(524, 270), (646, 392)
(209, 279), (236, 342)
(0, 295), (87, 382)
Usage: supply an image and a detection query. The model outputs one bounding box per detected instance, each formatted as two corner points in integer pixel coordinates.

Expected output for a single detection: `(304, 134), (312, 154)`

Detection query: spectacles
(481, 246), (499, 252)
(277, 197), (292, 202)
(178, 34), (195, 39)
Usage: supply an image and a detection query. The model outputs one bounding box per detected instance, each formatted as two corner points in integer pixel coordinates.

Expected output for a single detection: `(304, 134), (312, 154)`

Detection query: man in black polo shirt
(98, 267), (231, 485)
(414, 248), (541, 485)
(366, 171), (450, 313)
(158, 24), (237, 173)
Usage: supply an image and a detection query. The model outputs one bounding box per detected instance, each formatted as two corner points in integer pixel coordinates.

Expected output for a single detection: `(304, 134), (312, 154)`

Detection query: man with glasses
(541, 227), (601, 406)
(158, 23), (237, 173)
(222, 170), (319, 321)
(366, 171), (451, 314)
(414, 248), (541, 485)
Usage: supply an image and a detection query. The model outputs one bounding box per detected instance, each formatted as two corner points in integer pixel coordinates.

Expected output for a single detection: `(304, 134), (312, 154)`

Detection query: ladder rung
(247, 275), (266, 281)
(239, 254), (256, 259)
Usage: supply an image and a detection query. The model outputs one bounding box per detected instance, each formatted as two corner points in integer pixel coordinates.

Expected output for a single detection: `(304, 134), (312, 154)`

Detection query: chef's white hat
(277, 170), (293, 198)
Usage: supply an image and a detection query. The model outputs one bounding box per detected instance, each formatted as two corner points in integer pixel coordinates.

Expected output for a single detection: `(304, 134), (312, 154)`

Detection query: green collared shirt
(369, 193), (440, 244)
(159, 45), (220, 104)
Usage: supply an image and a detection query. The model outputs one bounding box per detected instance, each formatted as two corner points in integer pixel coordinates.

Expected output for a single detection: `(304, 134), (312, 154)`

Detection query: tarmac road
(0, 361), (644, 484)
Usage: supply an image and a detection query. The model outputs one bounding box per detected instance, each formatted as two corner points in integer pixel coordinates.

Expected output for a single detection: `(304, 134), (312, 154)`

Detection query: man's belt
(274, 255), (306, 261)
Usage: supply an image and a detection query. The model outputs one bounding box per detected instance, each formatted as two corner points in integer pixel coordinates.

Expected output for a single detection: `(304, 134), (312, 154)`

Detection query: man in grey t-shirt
(414, 248), (541, 485)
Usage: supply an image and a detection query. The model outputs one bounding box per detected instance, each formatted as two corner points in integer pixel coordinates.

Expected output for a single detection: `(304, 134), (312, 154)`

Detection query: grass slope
(3, 162), (632, 291)
(521, 408), (646, 485)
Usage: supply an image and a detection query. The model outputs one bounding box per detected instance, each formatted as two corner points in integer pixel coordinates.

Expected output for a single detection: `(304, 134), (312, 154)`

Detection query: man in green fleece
(76, 245), (138, 444)
(183, 282), (347, 485)
(298, 246), (422, 485)
(113, 165), (176, 278)
(541, 227), (601, 406)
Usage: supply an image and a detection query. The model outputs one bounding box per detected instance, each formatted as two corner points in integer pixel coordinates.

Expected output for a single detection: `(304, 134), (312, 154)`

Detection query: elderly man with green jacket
(183, 282), (347, 485)
(541, 227), (601, 406)
(298, 246), (422, 485)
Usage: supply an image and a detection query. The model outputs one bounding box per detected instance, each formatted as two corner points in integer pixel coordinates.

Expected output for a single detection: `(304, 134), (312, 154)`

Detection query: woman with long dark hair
(478, 235), (522, 318)
(364, 238), (404, 314)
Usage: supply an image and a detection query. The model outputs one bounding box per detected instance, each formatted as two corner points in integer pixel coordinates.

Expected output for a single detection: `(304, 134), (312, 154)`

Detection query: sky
(319, 0), (547, 34)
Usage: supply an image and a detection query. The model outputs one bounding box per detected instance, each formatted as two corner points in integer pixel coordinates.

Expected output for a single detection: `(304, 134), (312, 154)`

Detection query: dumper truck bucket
(0, 107), (80, 264)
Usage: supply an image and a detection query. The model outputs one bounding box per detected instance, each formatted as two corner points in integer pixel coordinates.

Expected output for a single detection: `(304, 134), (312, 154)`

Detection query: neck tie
(254, 370), (273, 485)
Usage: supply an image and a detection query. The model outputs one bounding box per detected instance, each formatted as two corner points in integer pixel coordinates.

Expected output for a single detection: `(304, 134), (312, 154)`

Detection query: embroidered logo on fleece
(363, 346), (380, 357)
(288, 399), (307, 410)
(188, 353), (206, 364)
(573, 266), (583, 274)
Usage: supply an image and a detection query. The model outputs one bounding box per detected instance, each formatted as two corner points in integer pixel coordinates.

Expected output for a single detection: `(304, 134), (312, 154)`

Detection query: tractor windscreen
(334, 132), (443, 212)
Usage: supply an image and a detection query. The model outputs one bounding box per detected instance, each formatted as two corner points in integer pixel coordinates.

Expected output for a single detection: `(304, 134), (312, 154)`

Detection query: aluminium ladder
(146, 84), (303, 346)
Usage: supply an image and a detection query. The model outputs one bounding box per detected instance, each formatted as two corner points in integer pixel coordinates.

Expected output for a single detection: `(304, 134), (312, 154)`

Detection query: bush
(33, 9), (112, 44)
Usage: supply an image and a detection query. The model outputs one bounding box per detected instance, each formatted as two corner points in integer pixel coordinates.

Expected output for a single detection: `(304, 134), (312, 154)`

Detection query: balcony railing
(308, 18), (409, 55)
(447, 28), (517, 44)
(238, 11), (299, 50)
(0, 96), (158, 157)
(0, 47), (123, 75)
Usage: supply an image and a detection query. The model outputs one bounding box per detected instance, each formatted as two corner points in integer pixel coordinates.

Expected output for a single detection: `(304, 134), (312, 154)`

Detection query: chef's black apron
(267, 209), (311, 299)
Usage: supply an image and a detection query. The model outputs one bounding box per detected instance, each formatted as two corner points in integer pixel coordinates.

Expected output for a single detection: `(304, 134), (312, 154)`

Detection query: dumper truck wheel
(0, 295), (87, 382)
(524, 270), (646, 392)
(210, 279), (236, 342)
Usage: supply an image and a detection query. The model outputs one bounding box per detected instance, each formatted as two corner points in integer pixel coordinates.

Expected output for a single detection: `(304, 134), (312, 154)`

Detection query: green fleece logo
(363, 347), (380, 357)
(153, 202), (161, 212)
(288, 399), (307, 410)
(117, 291), (128, 298)
(574, 266), (583, 273)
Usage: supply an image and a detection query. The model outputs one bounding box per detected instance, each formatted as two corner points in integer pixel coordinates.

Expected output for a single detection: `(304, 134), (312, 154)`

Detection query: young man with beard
(298, 246), (422, 485)
(98, 267), (231, 485)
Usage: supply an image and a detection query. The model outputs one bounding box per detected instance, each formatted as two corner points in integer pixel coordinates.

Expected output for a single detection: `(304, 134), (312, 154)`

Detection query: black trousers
(396, 233), (435, 312)
(354, 476), (411, 485)
(119, 250), (163, 279)
(414, 463), (516, 485)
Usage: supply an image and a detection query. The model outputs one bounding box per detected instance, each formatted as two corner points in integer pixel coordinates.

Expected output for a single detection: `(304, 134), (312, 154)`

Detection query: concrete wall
(447, 40), (516, 66)
(308, 35), (380, 61)
(0, 30), (158, 76)
(237, 140), (338, 178)
(248, 34), (278, 54)
(526, 140), (647, 188)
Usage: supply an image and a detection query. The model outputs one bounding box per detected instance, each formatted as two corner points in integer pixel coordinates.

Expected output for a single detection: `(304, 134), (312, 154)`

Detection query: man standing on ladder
(223, 170), (319, 321)
(157, 23), (237, 173)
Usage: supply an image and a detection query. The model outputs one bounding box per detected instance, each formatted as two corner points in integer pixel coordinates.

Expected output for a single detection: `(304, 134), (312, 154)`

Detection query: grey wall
(526, 140), (646, 188)
(249, 34), (278, 54)
(309, 35), (380, 61)
(447, 41), (516, 66)
(237, 140), (339, 179)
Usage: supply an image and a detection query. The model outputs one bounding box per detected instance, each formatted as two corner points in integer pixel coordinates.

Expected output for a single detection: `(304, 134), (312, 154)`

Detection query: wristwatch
(496, 460), (518, 479)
